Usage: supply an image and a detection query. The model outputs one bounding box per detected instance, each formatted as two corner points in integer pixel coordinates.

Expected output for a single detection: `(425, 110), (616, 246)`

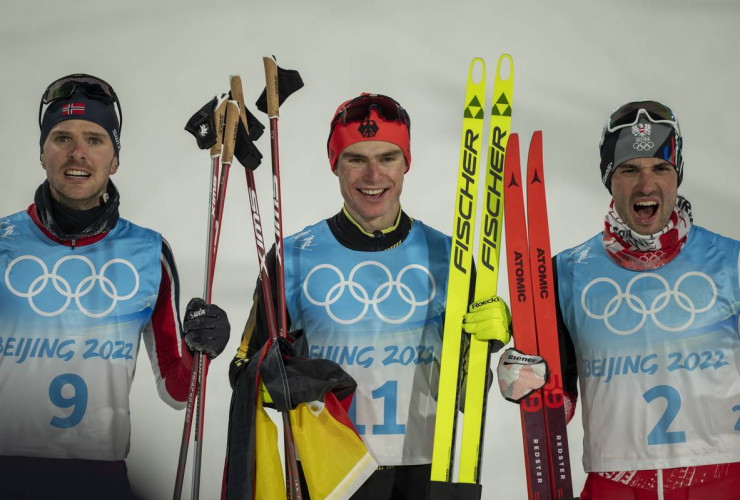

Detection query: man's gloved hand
(183, 297), (230, 359)
(462, 295), (512, 352)
(497, 348), (549, 403)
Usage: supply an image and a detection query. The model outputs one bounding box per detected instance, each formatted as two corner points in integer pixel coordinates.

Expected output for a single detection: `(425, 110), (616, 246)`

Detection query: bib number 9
(49, 373), (88, 428)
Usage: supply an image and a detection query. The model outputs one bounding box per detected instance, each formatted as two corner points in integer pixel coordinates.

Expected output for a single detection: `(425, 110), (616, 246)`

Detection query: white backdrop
(2, 1), (739, 498)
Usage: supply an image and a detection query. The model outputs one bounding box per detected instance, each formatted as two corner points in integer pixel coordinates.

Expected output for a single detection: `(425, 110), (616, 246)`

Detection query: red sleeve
(142, 240), (194, 407)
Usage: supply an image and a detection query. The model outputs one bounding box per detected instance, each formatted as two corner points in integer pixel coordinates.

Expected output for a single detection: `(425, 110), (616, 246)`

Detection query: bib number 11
(349, 380), (406, 436)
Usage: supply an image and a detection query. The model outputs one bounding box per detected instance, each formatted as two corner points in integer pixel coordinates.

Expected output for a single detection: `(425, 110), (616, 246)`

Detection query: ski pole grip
(209, 97), (228, 157)
(229, 75), (250, 131)
(263, 56), (280, 118)
(221, 100), (240, 165)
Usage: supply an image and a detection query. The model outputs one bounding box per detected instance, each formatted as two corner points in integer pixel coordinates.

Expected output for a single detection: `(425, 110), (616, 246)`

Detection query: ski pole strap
(183, 93), (228, 152)
(255, 59), (304, 115)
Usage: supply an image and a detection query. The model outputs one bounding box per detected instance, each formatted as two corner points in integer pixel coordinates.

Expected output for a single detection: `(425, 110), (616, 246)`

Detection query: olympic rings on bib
(303, 261), (436, 325)
(5, 254), (140, 318)
(580, 271), (717, 335)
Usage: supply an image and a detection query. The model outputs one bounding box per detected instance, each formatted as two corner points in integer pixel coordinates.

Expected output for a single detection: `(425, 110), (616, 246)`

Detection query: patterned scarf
(602, 196), (693, 271)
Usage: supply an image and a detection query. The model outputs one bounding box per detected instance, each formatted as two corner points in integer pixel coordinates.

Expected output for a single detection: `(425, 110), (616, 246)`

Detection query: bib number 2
(643, 385), (686, 445)
(645, 385), (740, 446)
(49, 373), (88, 428)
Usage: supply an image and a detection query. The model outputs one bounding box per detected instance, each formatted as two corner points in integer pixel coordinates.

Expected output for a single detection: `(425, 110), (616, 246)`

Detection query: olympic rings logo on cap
(303, 261), (436, 325)
(631, 123), (655, 151)
(580, 272), (717, 336)
(5, 254), (140, 318)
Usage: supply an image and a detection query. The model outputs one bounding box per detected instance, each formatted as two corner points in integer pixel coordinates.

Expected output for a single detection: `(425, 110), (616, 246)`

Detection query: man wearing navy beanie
(0, 74), (231, 499)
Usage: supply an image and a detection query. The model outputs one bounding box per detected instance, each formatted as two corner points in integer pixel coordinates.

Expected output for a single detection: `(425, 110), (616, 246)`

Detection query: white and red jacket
(0, 204), (194, 460)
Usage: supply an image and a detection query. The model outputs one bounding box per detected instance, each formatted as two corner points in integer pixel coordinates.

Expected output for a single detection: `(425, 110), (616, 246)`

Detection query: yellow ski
(459, 53), (514, 486)
(430, 57), (487, 489)
(428, 55), (514, 499)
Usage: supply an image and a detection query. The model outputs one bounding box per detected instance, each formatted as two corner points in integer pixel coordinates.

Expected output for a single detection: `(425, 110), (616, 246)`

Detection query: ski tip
(504, 133), (521, 187)
(469, 57), (486, 84)
(528, 130), (543, 159)
(496, 54), (513, 82)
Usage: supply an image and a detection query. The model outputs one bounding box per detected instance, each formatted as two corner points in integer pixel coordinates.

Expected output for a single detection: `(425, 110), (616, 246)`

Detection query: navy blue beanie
(40, 94), (121, 156)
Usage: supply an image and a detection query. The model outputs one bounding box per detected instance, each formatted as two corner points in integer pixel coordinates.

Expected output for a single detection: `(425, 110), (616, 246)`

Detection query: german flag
(225, 334), (376, 499)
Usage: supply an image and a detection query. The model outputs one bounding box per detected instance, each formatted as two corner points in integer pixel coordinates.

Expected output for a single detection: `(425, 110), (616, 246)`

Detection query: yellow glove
(462, 295), (512, 352)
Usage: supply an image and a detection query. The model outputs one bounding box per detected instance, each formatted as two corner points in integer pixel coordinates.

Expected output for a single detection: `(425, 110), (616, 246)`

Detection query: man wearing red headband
(230, 93), (511, 499)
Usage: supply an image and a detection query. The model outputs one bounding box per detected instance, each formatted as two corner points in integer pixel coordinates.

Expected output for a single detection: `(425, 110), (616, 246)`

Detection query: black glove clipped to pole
(183, 297), (230, 359)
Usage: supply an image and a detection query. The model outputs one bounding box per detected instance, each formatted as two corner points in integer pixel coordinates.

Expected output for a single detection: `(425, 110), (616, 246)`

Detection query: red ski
(504, 132), (574, 499)
(504, 133), (553, 499)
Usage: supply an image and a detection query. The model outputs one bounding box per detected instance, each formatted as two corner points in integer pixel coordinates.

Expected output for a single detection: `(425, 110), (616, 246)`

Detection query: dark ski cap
(39, 74), (122, 156)
(599, 100), (683, 192)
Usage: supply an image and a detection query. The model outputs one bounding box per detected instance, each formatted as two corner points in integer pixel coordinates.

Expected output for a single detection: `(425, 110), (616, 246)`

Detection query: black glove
(233, 119), (263, 171)
(184, 95), (223, 150)
(183, 297), (230, 359)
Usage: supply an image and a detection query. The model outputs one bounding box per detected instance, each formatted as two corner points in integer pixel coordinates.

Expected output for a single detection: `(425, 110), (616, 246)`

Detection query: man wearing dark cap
(0, 74), (231, 499)
(551, 101), (740, 498)
(228, 93), (511, 499)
